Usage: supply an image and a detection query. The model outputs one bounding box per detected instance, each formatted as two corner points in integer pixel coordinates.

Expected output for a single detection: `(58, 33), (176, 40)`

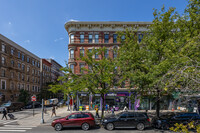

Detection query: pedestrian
(2, 108), (7, 120)
(73, 102), (77, 111)
(51, 106), (56, 117)
(111, 107), (115, 115)
(96, 106), (99, 118)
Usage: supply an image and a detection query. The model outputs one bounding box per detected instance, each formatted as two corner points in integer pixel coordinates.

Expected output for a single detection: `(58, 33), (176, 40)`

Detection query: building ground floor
(69, 91), (181, 111)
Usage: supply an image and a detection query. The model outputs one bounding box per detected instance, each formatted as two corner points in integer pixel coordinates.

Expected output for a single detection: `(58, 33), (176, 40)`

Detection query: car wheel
(106, 123), (114, 131)
(54, 123), (63, 131)
(137, 123), (145, 131)
(82, 123), (90, 131)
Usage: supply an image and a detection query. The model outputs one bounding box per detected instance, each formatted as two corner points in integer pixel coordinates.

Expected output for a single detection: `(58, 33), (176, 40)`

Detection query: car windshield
(1, 103), (11, 107)
(115, 112), (124, 118)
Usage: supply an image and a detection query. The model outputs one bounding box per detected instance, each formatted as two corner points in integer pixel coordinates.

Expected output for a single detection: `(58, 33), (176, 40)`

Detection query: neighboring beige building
(0, 34), (40, 103)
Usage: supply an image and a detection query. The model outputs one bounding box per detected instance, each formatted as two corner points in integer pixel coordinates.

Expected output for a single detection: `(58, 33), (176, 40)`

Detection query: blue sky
(0, 0), (188, 67)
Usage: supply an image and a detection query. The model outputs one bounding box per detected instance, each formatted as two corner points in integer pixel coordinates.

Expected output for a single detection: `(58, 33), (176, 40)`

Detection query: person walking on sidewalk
(2, 108), (7, 120)
(51, 106), (56, 117)
(96, 106), (99, 118)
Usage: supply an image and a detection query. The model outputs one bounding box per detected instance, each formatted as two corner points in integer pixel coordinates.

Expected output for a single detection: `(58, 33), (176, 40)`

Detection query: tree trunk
(156, 88), (160, 118)
(101, 94), (105, 120)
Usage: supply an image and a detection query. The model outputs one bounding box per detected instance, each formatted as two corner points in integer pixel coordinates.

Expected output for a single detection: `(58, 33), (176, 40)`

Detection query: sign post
(31, 95), (36, 116)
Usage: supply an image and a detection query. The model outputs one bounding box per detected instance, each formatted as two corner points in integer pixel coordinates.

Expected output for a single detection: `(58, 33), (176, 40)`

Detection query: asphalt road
(25, 125), (170, 133)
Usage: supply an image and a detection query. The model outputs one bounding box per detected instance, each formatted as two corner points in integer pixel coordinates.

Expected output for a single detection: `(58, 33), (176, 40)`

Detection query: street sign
(31, 95), (36, 102)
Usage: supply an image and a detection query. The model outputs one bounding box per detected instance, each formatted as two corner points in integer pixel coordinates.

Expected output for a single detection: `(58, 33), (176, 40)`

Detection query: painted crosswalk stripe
(0, 130), (26, 132)
(0, 127), (32, 129)
(4, 125), (36, 127)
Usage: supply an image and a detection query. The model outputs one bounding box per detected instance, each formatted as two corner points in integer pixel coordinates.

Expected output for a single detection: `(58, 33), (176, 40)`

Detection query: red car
(51, 112), (96, 131)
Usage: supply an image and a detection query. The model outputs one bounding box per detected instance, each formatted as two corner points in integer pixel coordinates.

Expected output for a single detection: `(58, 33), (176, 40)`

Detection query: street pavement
(0, 107), (174, 132)
(24, 125), (171, 133)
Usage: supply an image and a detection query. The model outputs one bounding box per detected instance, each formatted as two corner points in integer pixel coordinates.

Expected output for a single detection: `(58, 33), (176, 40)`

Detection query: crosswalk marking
(0, 130), (26, 132)
(0, 124), (35, 132)
(4, 125), (37, 127)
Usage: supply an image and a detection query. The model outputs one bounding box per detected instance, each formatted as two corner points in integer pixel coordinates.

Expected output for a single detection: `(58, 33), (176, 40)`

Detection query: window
(80, 64), (84, 73)
(88, 49), (92, 53)
(18, 63), (21, 69)
(18, 73), (20, 80)
(11, 60), (14, 67)
(1, 80), (6, 90)
(32, 60), (34, 66)
(1, 69), (5, 77)
(22, 75), (24, 81)
(1, 57), (5, 65)
(138, 34), (143, 43)
(35, 86), (37, 92)
(11, 72), (14, 78)
(35, 61), (37, 67)
(70, 49), (74, 59)
(22, 64), (25, 71)
(27, 76), (29, 82)
(2, 44), (5, 52)
(32, 86), (34, 91)
(80, 49), (84, 57)
(21, 84), (24, 89)
(27, 85), (30, 91)
(70, 34), (74, 43)
(88, 34), (93, 43)
(27, 57), (30, 63)
(80, 34), (84, 43)
(10, 82), (14, 90)
(104, 49), (109, 58)
(22, 54), (25, 61)
(70, 64), (74, 73)
(121, 35), (125, 41)
(68, 114), (77, 119)
(11, 48), (14, 55)
(38, 62), (40, 68)
(120, 113), (128, 118)
(95, 51), (99, 59)
(104, 34), (109, 43)
(32, 77), (34, 83)
(113, 34), (117, 43)
(18, 51), (21, 58)
(27, 66), (30, 72)
(113, 47), (118, 58)
(17, 83), (20, 90)
(95, 34), (99, 43)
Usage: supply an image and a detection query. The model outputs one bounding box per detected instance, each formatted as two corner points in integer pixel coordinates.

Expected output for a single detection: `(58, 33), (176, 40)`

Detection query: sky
(0, 0), (188, 67)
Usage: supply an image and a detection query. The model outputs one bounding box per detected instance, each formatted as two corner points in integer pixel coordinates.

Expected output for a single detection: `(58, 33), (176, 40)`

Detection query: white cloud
(8, 22), (12, 25)
(68, 19), (79, 22)
(50, 56), (55, 59)
(54, 37), (64, 42)
(24, 40), (30, 44)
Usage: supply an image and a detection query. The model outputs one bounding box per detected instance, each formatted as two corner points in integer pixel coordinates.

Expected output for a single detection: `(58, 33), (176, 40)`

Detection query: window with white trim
(70, 34), (74, 43)
(80, 34), (84, 43)
(88, 34), (93, 43)
(1, 57), (5, 65)
(1, 44), (5, 52)
(70, 49), (74, 58)
(1, 80), (6, 90)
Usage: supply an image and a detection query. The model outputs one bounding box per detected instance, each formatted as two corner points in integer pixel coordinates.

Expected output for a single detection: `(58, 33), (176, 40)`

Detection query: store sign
(81, 94), (87, 96)
(107, 93), (117, 96)
(94, 94), (101, 96)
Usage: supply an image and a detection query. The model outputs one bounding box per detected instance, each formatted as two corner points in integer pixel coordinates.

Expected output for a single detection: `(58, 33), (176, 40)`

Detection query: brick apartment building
(0, 34), (64, 103)
(64, 21), (167, 110)
(0, 34), (40, 103)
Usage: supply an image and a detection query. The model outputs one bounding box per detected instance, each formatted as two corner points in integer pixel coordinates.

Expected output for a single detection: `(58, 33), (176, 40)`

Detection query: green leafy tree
(18, 89), (30, 105)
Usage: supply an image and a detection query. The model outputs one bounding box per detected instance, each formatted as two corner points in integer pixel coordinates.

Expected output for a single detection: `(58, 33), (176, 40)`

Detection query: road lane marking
(3, 120), (18, 124)
(0, 127), (32, 129)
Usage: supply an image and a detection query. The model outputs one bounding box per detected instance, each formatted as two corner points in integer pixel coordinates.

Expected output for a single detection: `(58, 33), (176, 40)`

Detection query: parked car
(102, 112), (151, 131)
(57, 99), (65, 107)
(51, 112), (95, 131)
(25, 102), (41, 109)
(0, 102), (24, 113)
(152, 113), (200, 130)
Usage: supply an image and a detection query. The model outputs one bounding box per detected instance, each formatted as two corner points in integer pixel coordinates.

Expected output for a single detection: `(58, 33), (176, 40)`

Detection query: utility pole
(41, 99), (44, 124)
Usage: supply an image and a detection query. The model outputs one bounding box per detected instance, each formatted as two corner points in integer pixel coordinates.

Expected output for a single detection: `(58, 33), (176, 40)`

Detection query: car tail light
(147, 118), (150, 122)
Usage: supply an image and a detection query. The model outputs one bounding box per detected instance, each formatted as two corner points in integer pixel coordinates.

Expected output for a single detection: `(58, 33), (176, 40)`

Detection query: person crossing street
(2, 108), (7, 120)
